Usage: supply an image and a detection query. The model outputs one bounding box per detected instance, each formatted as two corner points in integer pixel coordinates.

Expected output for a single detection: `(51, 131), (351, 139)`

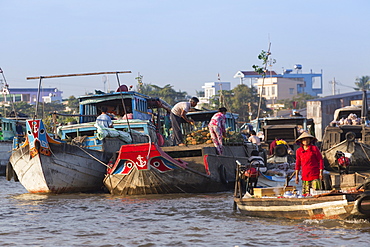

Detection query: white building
(254, 77), (303, 103)
(200, 81), (231, 104)
(234, 66), (323, 103)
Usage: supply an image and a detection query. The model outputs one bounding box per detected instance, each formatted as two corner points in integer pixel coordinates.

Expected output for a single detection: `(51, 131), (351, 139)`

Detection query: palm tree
(354, 76), (370, 90)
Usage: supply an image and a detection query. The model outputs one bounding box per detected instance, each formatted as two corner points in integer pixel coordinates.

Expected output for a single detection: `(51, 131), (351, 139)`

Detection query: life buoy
(244, 167), (258, 178)
(218, 165), (228, 184)
(274, 145), (287, 157)
(356, 193), (370, 215)
(345, 132), (356, 142)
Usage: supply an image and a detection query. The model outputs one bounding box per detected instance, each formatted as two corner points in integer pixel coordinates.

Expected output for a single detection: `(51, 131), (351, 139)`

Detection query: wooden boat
(321, 90), (370, 172)
(100, 91), (261, 195)
(9, 119), (111, 193)
(8, 71), (168, 193)
(104, 142), (252, 195)
(234, 193), (370, 220)
(244, 115), (316, 188)
(0, 117), (27, 176)
(257, 171), (295, 187)
(233, 162), (370, 220)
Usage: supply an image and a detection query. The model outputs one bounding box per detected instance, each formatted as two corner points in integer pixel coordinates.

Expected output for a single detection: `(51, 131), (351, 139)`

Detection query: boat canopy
(333, 106), (370, 121)
(251, 117), (314, 133)
(78, 91), (170, 124)
(186, 111), (239, 131)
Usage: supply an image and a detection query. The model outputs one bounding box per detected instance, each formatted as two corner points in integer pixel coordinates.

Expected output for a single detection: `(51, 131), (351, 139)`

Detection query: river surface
(1, 177), (370, 247)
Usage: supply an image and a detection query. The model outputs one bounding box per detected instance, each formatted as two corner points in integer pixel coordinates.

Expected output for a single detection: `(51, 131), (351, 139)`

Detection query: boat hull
(234, 194), (370, 220)
(10, 142), (109, 193)
(0, 141), (12, 176)
(104, 167), (226, 195)
(104, 143), (251, 195)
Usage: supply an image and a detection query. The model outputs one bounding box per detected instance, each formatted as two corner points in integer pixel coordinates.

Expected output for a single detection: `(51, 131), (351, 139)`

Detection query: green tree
(196, 90), (204, 97)
(252, 46), (276, 119)
(231, 84), (270, 122)
(138, 83), (187, 105)
(354, 76), (370, 91)
(67, 96), (79, 113)
(3, 101), (35, 117)
(277, 93), (318, 110)
(209, 84), (270, 122)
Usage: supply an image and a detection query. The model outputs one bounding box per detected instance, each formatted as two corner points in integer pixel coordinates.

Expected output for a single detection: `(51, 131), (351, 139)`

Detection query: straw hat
(295, 132), (317, 142)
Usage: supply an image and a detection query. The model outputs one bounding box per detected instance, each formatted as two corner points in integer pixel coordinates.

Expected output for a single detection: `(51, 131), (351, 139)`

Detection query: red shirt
(295, 144), (324, 181)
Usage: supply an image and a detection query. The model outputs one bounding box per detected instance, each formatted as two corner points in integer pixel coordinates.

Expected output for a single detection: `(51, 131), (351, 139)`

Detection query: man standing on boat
(248, 130), (261, 151)
(96, 106), (113, 128)
(295, 132), (324, 195)
(208, 107), (227, 155)
(170, 97), (199, 146)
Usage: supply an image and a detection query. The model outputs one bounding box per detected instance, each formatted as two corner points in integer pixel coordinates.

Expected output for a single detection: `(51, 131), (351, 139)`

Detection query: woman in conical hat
(295, 131), (324, 195)
(295, 131), (317, 143)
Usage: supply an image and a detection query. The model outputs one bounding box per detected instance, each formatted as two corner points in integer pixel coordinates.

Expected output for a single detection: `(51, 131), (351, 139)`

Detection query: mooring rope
(359, 142), (370, 162)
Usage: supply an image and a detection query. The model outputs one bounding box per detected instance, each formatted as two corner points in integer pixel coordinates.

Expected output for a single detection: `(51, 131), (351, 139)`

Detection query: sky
(1, 0), (369, 99)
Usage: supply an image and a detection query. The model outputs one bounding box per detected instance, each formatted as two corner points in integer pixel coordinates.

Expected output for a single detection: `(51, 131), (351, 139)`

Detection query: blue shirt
(96, 113), (112, 128)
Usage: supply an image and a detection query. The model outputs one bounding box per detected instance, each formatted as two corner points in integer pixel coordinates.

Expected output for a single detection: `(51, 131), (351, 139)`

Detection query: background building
(200, 81), (231, 105)
(0, 88), (63, 104)
(234, 65), (323, 104)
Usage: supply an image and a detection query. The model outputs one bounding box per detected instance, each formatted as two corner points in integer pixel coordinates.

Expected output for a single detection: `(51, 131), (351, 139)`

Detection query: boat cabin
(321, 105), (370, 152)
(57, 90), (171, 140)
(185, 110), (239, 133)
(251, 117), (314, 145)
(0, 117), (22, 141)
(78, 91), (160, 123)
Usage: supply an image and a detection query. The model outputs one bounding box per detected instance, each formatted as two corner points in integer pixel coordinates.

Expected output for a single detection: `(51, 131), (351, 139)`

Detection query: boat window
(134, 98), (147, 113)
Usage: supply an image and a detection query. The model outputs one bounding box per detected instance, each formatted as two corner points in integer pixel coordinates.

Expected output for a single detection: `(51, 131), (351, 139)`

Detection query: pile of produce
(184, 127), (244, 145)
(331, 113), (361, 126)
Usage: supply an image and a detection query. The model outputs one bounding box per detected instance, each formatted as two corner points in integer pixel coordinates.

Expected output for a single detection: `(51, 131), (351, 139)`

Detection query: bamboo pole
(26, 71), (131, 80)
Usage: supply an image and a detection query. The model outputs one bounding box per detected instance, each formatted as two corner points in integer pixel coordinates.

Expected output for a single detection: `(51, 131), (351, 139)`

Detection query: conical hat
(295, 132), (317, 142)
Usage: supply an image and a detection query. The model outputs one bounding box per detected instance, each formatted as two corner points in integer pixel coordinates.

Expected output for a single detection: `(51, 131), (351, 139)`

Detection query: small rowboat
(234, 193), (370, 220)
(233, 161), (370, 220)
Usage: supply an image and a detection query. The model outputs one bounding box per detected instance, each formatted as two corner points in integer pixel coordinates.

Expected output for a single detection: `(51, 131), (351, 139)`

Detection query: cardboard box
(253, 186), (296, 198)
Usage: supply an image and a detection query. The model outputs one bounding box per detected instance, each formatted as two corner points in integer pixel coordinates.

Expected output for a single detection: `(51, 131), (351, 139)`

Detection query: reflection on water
(1, 177), (370, 246)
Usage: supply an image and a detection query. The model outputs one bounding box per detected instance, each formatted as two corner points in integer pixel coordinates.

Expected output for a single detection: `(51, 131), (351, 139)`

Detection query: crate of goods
(253, 186), (296, 198)
(330, 173), (366, 189)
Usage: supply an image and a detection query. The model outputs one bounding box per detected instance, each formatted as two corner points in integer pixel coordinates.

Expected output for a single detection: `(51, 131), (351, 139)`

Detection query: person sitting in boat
(269, 137), (279, 155)
(16, 121), (25, 143)
(248, 150), (266, 172)
(294, 132), (324, 195)
(248, 130), (261, 150)
(170, 97), (199, 146)
(208, 107), (227, 155)
(270, 138), (294, 156)
(96, 106), (114, 128)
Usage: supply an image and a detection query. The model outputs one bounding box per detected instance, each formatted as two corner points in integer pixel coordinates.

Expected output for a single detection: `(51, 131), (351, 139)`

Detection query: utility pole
(332, 77), (336, 95)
